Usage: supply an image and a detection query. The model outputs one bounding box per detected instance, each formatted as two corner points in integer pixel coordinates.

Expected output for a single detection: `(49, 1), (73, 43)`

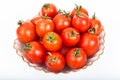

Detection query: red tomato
(66, 48), (87, 69)
(40, 3), (57, 18)
(36, 18), (54, 38)
(16, 20), (38, 43)
(43, 32), (62, 51)
(88, 13), (103, 35)
(31, 16), (42, 25)
(70, 4), (88, 19)
(53, 13), (71, 34)
(45, 52), (65, 72)
(72, 13), (90, 33)
(60, 45), (71, 56)
(24, 41), (46, 64)
(78, 33), (99, 57)
(61, 27), (80, 47)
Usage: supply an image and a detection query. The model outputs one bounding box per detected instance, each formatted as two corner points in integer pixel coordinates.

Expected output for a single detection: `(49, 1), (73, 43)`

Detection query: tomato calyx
(69, 30), (78, 38)
(74, 48), (80, 57)
(43, 3), (50, 9)
(46, 32), (56, 43)
(42, 15), (51, 19)
(88, 27), (96, 34)
(48, 52), (58, 62)
(75, 11), (85, 18)
(92, 13), (96, 19)
(75, 4), (82, 11)
(58, 9), (70, 18)
(17, 20), (24, 26)
(24, 43), (32, 50)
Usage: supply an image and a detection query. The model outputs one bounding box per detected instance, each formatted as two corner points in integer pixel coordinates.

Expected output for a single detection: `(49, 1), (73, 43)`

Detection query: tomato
(24, 41), (46, 64)
(61, 27), (80, 47)
(53, 13), (71, 34)
(43, 32), (62, 51)
(60, 45), (71, 56)
(31, 16), (42, 25)
(45, 52), (65, 72)
(72, 12), (90, 33)
(36, 17), (54, 38)
(88, 13), (103, 35)
(66, 48), (87, 69)
(70, 4), (88, 19)
(16, 20), (38, 43)
(78, 33), (99, 57)
(40, 3), (57, 18)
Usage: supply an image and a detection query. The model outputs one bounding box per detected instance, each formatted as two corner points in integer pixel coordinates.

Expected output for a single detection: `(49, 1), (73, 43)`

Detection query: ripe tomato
(24, 41), (46, 64)
(16, 20), (38, 43)
(31, 16), (42, 25)
(88, 13), (103, 35)
(78, 33), (99, 57)
(45, 52), (65, 72)
(66, 48), (87, 69)
(60, 45), (71, 56)
(36, 17), (54, 38)
(40, 3), (57, 18)
(43, 32), (62, 51)
(61, 27), (80, 47)
(72, 12), (90, 33)
(53, 13), (71, 34)
(70, 4), (88, 19)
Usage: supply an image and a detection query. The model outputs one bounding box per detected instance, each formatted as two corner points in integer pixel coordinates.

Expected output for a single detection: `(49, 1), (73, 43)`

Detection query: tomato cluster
(16, 3), (103, 73)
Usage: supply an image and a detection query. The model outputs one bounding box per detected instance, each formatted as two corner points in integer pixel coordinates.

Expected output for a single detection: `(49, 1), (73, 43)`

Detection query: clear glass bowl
(13, 28), (105, 74)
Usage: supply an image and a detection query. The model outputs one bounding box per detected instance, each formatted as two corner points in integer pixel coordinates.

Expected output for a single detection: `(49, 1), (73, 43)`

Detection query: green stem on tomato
(74, 48), (80, 57)
(24, 43), (31, 50)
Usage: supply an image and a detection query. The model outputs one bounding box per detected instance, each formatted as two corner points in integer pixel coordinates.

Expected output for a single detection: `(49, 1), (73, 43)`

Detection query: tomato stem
(69, 30), (76, 37)
(24, 43), (31, 50)
(88, 27), (96, 34)
(74, 48), (80, 57)
(92, 12), (96, 19)
(75, 4), (82, 11)
(49, 56), (57, 62)
(17, 20), (23, 25)
(75, 11), (85, 18)
(48, 52), (52, 56)
(58, 9), (70, 18)
(46, 32), (56, 43)
(43, 3), (50, 8)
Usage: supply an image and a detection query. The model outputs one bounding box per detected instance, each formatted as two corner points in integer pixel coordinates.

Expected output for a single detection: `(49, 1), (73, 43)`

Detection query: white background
(0, 0), (120, 80)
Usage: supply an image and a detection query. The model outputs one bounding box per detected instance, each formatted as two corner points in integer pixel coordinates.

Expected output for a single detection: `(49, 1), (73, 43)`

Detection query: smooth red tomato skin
(43, 32), (62, 51)
(36, 18), (54, 38)
(60, 46), (71, 56)
(16, 21), (38, 43)
(45, 52), (65, 72)
(72, 14), (90, 33)
(89, 18), (102, 35)
(31, 16), (42, 25)
(41, 3), (57, 18)
(78, 33), (99, 57)
(66, 48), (87, 69)
(70, 6), (88, 19)
(53, 14), (71, 34)
(61, 27), (80, 47)
(24, 41), (46, 64)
